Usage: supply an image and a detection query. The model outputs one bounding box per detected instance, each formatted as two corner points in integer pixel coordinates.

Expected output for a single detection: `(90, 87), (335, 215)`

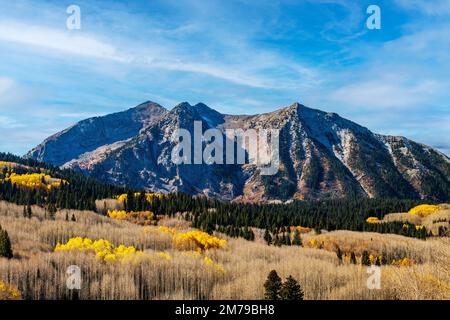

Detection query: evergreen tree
(285, 231), (292, 246)
(336, 246), (343, 264)
(0, 225), (13, 259)
(375, 256), (381, 266)
(280, 275), (304, 300)
(26, 205), (32, 219)
(292, 230), (302, 246)
(263, 229), (272, 245)
(48, 204), (56, 220)
(264, 270), (282, 300)
(125, 190), (135, 212)
(361, 250), (371, 266)
(274, 233), (281, 247)
(350, 252), (357, 264)
(101, 201), (108, 216)
(281, 232), (287, 245)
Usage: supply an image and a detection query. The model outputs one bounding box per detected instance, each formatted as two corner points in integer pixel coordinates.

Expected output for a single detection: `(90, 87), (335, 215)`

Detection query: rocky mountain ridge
(27, 101), (450, 202)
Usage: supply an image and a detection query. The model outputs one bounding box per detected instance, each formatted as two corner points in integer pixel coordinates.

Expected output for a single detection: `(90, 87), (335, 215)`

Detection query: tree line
(0, 152), (129, 211)
(0, 152), (433, 240)
(145, 193), (430, 240)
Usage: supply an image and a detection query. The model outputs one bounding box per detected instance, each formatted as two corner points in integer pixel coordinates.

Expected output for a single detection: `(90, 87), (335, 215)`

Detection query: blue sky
(0, 0), (449, 156)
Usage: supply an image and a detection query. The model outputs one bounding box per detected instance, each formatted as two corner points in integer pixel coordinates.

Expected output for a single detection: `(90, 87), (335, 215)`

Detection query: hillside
(0, 152), (129, 211)
(0, 200), (449, 300)
(1, 152), (449, 300)
(27, 101), (450, 202)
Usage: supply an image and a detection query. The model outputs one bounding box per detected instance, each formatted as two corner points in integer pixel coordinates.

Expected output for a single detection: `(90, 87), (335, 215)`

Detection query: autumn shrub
(0, 280), (22, 300)
(116, 193), (164, 203)
(392, 257), (414, 267)
(160, 227), (227, 252)
(0, 161), (18, 168)
(1, 172), (65, 190)
(366, 217), (381, 224)
(408, 204), (440, 217)
(291, 226), (312, 233)
(55, 237), (150, 264)
(107, 210), (155, 225)
(156, 226), (226, 271)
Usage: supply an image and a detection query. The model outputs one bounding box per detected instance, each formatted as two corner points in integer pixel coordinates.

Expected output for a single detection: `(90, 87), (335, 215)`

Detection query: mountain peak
(133, 100), (166, 111)
(27, 100), (450, 202)
(26, 101), (167, 165)
(194, 102), (209, 109)
(169, 102), (224, 127)
(173, 101), (194, 110)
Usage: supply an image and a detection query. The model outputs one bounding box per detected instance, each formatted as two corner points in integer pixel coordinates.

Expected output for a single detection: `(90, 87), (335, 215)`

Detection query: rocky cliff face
(27, 101), (167, 166)
(27, 101), (450, 202)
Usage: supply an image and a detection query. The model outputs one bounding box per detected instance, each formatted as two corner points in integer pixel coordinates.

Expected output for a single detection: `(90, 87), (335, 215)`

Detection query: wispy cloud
(0, 77), (14, 96)
(0, 19), (319, 90)
(394, 0), (450, 16)
(0, 21), (125, 62)
(0, 0), (448, 156)
(0, 116), (24, 129)
(330, 78), (445, 109)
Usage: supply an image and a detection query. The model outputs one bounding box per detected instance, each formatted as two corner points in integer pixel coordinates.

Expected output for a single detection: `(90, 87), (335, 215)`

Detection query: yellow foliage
(157, 251), (172, 261)
(408, 204), (440, 217)
(0, 161), (18, 168)
(2, 172), (65, 190)
(180, 251), (225, 273)
(116, 193), (164, 203)
(309, 239), (318, 248)
(393, 257), (414, 267)
(158, 226), (178, 235)
(366, 217), (381, 224)
(0, 280), (22, 300)
(172, 230), (227, 252)
(155, 227), (227, 272)
(107, 210), (154, 225)
(107, 210), (128, 220)
(415, 225), (424, 231)
(292, 226), (312, 233)
(55, 237), (146, 264)
(204, 256), (225, 273)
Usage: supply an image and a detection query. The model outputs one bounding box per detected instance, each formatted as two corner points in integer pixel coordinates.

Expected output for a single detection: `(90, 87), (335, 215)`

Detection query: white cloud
(0, 77), (14, 96)
(0, 20), (318, 89)
(0, 116), (24, 128)
(395, 0), (450, 16)
(0, 21), (126, 62)
(330, 79), (444, 109)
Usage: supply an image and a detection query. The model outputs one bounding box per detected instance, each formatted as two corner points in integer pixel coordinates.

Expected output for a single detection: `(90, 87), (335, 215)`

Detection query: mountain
(28, 101), (167, 166)
(26, 101), (450, 202)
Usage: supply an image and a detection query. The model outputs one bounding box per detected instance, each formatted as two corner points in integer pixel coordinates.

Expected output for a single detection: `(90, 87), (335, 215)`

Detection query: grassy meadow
(0, 200), (449, 300)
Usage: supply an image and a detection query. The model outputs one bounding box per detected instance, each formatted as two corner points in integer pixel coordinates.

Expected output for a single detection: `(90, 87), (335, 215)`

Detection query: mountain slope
(27, 101), (167, 166)
(27, 101), (450, 202)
